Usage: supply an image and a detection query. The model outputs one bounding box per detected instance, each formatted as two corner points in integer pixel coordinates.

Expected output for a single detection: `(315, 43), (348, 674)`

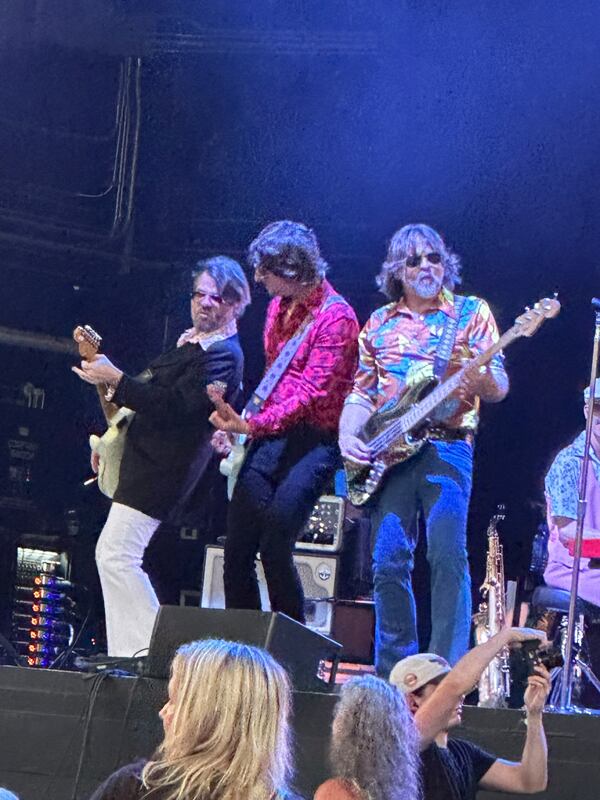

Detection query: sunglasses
(405, 252), (442, 269)
(189, 290), (224, 305)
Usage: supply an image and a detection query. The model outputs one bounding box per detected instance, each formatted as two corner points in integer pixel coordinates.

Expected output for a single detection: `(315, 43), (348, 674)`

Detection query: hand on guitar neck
(72, 325), (123, 423)
(72, 353), (123, 386)
(455, 361), (508, 404)
(73, 324), (136, 498)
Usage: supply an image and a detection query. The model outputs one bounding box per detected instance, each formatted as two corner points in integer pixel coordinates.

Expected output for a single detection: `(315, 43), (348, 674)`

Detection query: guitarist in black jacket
(73, 257), (250, 657)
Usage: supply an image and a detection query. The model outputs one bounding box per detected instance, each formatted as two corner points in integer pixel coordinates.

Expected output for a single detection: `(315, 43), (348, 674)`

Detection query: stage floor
(0, 665), (598, 799)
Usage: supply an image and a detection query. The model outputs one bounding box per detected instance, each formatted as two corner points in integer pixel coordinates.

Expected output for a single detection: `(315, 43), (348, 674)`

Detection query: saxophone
(473, 505), (511, 708)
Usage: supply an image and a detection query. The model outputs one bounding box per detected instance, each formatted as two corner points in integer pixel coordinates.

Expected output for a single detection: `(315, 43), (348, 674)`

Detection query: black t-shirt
(421, 738), (496, 800)
(88, 761), (148, 800)
(89, 760), (305, 800)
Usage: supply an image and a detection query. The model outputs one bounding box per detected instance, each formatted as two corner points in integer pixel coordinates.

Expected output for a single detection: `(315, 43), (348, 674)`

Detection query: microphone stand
(558, 299), (600, 711)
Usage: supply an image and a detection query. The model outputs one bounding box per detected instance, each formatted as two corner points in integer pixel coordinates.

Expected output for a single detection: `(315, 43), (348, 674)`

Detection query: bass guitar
(344, 296), (560, 506)
(73, 325), (135, 498)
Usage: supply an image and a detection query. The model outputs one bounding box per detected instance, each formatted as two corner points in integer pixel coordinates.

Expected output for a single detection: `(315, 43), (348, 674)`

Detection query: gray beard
(407, 275), (443, 299)
(193, 315), (220, 333)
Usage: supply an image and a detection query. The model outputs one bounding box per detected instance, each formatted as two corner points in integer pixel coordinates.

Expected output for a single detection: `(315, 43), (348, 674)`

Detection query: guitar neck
(371, 323), (520, 453)
(95, 384), (120, 423)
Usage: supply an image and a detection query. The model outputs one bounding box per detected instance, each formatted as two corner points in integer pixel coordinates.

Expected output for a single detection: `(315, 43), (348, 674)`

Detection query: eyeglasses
(405, 252), (442, 269)
(189, 290), (224, 305)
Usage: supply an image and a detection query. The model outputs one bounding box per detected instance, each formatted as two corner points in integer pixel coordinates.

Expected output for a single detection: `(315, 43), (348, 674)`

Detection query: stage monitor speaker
(144, 606), (342, 692)
(201, 545), (338, 635)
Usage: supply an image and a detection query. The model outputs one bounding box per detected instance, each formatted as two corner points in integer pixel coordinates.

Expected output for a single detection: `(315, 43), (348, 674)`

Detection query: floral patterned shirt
(344, 288), (505, 431)
(545, 431), (600, 568)
(247, 279), (359, 438)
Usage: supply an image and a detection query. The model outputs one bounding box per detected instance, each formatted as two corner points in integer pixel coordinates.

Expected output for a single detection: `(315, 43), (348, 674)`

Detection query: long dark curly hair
(248, 220), (328, 285)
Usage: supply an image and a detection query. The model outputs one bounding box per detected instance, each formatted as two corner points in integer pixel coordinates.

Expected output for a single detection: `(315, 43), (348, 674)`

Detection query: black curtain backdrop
(1, 0), (599, 606)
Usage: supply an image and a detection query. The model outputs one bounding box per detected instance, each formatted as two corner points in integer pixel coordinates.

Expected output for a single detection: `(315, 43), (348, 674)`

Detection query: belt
(427, 427), (475, 446)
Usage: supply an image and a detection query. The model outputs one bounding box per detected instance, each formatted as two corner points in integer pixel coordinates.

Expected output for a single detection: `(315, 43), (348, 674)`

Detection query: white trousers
(96, 502), (162, 657)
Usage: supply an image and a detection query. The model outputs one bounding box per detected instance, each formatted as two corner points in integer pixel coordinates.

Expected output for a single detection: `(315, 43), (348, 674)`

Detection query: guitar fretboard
(369, 322), (521, 456)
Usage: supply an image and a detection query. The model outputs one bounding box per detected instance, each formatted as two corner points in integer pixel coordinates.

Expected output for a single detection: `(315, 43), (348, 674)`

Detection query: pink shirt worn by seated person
(544, 432), (600, 607)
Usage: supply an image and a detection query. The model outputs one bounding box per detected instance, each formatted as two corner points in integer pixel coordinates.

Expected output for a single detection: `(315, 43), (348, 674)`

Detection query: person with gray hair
(314, 674), (421, 800)
(73, 256), (249, 657)
(376, 223), (463, 303)
(339, 223), (509, 676)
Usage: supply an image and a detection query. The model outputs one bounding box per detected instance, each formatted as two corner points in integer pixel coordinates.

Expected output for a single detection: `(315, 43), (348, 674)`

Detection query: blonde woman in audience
(90, 638), (302, 800)
(314, 675), (421, 800)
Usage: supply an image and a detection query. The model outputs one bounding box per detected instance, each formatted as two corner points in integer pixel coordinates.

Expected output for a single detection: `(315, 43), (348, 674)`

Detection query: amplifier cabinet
(296, 495), (345, 552)
(201, 545), (338, 635)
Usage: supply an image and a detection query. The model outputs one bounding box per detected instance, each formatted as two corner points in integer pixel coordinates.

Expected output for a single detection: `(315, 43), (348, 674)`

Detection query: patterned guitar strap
(432, 294), (466, 381)
(242, 293), (345, 418)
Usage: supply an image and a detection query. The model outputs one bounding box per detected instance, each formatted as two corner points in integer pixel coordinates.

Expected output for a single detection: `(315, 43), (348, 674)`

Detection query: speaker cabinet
(201, 545), (338, 635)
(145, 606), (341, 692)
(331, 600), (375, 663)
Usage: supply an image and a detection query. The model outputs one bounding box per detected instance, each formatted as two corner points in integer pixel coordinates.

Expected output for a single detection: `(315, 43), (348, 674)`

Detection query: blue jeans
(372, 440), (473, 677)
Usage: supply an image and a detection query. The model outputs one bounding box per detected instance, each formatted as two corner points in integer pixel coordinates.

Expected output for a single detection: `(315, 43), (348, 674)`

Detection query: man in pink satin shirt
(210, 220), (359, 622)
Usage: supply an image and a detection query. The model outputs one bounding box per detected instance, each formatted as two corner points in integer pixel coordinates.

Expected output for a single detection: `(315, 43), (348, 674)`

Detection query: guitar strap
(432, 294), (466, 381)
(243, 293), (345, 417)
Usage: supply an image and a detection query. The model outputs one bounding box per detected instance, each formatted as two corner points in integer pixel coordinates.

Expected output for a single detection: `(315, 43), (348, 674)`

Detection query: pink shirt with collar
(247, 279), (359, 438)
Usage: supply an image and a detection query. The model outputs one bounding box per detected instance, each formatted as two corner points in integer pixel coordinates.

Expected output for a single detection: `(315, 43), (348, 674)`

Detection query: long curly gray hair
(329, 675), (421, 800)
(376, 223), (462, 301)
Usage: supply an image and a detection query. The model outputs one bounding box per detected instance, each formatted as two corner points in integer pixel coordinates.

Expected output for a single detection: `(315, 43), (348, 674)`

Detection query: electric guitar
(206, 381), (246, 499)
(73, 325), (135, 498)
(344, 296), (561, 506)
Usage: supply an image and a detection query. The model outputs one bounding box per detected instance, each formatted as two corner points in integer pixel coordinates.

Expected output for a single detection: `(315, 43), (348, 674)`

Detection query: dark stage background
(1, 1), (600, 636)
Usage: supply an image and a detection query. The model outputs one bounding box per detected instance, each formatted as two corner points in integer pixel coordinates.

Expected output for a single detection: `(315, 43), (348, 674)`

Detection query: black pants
(224, 426), (339, 622)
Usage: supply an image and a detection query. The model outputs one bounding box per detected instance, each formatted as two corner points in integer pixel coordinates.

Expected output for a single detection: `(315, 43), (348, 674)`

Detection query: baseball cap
(584, 378), (600, 402)
(389, 653), (451, 693)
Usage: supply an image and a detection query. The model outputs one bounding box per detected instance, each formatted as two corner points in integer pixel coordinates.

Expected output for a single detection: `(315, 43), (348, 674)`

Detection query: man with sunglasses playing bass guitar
(339, 224), (509, 678)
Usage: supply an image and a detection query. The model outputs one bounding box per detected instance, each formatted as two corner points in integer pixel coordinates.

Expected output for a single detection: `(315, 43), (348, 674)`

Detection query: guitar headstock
(206, 381), (228, 406)
(514, 296), (561, 338)
(73, 325), (102, 360)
